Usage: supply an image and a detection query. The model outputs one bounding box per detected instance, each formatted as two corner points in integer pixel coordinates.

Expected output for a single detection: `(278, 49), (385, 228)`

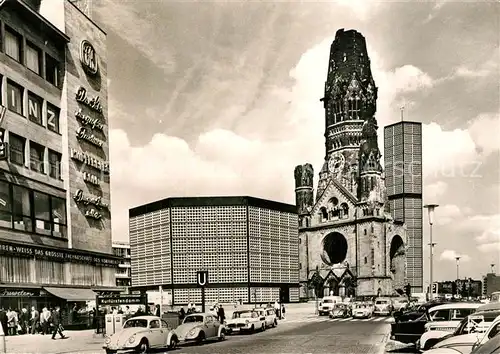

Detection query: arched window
(364, 257), (367, 264)
(340, 203), (349, 219)
(363, 229), (367, 235)
(320, 207), (328, 222)
(371, 225), (374, 233)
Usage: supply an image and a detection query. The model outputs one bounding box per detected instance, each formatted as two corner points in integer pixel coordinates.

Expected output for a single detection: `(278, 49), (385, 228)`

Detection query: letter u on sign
(196, 271), (208, 287)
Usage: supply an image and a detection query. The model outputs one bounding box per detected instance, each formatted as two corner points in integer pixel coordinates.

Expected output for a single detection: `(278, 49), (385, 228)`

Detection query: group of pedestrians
(0, 306), (66, 340)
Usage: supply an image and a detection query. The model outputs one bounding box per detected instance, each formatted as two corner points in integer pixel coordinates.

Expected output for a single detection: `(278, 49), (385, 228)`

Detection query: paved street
(2, 316), (392, 354)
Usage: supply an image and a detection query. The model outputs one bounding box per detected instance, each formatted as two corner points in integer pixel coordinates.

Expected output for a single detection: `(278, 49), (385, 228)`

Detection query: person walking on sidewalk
(51, 306), (66, 340)
(30, 306), (39, 334)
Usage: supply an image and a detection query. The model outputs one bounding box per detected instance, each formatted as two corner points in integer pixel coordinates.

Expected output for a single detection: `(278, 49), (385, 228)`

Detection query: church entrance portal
(390, 235), (405, 292)
(321, 232), (348, 266)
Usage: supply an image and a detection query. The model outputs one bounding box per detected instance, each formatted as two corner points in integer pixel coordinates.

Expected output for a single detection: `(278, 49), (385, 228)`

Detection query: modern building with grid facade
(0, 0), (120, 316)
(129, 196), (300, 305)
(384, 121), (423, 292)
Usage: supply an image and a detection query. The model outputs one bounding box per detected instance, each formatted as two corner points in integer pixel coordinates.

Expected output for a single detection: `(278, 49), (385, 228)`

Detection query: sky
(70, 0), (499, 284)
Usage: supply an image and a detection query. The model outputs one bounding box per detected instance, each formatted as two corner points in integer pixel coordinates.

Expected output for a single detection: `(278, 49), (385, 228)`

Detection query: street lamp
(456, 257), (461, 280)
(424, 204), (439, 301)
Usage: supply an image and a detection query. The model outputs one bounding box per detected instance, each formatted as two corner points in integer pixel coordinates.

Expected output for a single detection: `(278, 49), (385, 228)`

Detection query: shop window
(46, 103), (60, 133)
(29, 142), (44, 173)
(9, 133), (25, 166)
(5, 28), (22, 62)
(0, 181), (11, 228)
(34, 192), (51, 236)
(45, 54), (59, 87)
(12, 185), (32, 232)
(28, 92), (43, 125)
(51, 196), (67, 238)
(7, 81), (23, 115)
(26, 42), (41, 74)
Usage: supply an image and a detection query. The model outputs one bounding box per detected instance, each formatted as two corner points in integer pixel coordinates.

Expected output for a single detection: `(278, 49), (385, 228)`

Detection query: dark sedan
(393, 301), (446, 323)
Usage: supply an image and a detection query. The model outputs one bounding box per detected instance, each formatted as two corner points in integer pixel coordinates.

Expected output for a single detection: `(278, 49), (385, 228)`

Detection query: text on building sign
(76, 87), (103, 114)
(83, 172), (100, 186)
(75, 109), (104, 131)
(76, 127), (104, 148)
(0, 243), (119, 267)
(74, 189), (108, 209)
(0, 290), (36, 297)
(85, 208), (103, 220)
(70, 148), (109, 173)
(80, 40), (99, 75)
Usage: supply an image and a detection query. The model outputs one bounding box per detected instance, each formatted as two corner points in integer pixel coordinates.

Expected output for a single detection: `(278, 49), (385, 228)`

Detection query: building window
(26, 42), (41, 74)
(48, 150), (62, 179)
(5, 28), (21, 62)
(46, 103), (60, 133)
(6, 81), (23, 115)
(0, 181), (11, 228)
(363, 228), (367, 235)
(371, 249), (375, 267)
(45, 54), (59, 87)
(34, 192), (51, 236)
(364, 257), (367, 264)
(28, 92), (43, 125)
(12, 185), (32, 232)
(9, 133), (25, 166)
(29, 142), (44, 173)
(51, 196), (66, 238)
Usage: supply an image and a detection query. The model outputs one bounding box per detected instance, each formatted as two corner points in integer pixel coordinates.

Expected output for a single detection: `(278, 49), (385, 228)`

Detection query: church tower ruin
(295, 29), (407, 299)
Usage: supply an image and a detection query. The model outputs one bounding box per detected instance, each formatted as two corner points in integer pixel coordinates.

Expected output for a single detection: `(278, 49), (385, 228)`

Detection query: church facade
(295, 29), (407, 299)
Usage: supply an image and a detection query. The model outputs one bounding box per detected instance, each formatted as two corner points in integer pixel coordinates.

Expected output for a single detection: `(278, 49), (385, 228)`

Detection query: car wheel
(136, 339), (149, 354)
(274, 319), (278, 327)
(168, 337), (178, 349)
(423, 339), (439, 350)
(196, 331), (206, 344)
(261, 323), (265, 332)
(218, 330), (225, 341)
(105, 350), (117, 354)
(251, 324), (255, 333)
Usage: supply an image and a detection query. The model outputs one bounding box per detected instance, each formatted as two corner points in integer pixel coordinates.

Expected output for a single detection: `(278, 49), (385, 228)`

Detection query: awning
(44, 287), (97, 301)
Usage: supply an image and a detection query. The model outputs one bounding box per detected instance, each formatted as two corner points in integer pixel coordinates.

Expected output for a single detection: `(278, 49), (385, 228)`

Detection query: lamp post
(424, 204), (439, 301)
(456, 257), (461, 280)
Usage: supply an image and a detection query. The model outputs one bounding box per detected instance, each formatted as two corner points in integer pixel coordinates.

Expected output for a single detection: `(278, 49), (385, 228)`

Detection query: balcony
(115, 273), (131, 278)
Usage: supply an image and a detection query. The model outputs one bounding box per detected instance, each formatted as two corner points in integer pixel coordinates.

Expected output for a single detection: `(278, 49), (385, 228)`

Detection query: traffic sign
(197, 271), (208, 287)
(432, 283), (437, 294)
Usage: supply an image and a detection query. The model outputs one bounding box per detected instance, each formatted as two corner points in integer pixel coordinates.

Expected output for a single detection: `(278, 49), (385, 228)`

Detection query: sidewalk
(0, 302), (318, 353)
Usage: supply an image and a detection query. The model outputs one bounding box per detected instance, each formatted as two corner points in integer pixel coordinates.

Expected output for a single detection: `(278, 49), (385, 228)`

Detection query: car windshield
(356, 305), (366, 309)
(233, 311), (253, 319)
(323, 299), (333, 303)
(376, 301), (388, 305)
(183, 315), (204, 323)
(123, 319), (148, 328)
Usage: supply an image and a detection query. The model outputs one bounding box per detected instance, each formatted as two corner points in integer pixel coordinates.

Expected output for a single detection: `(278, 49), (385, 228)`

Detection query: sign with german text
(196, 271), (209, 287)
(96, 294), (147, 306)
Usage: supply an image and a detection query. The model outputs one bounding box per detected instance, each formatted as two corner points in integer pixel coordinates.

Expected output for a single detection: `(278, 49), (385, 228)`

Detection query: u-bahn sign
(196, 271), (208, 287)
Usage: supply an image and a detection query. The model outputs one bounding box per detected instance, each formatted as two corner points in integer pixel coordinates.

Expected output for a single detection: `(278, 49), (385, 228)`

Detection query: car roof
(477, 302), (500, 312)
(127, 316), (160, 321)
(430, 303), (483, 311)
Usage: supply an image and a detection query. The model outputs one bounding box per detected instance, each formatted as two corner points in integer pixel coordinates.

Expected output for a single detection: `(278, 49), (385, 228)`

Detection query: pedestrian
(217, 305), (225, 324)
(30, 306), (39, 334)
(41, 308), (52, 335)
(20, 308), (29, 334)
(51, 306), (66, 340)
(274, 300), (280, 319)
(0, 308), (7, 336)
(281, 304), (286, 319)
(7, 308), (17, 335)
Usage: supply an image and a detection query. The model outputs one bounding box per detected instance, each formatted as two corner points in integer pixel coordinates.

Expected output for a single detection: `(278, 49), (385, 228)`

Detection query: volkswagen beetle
(172, 312), (226, 345)
(103, 316), (178, 354)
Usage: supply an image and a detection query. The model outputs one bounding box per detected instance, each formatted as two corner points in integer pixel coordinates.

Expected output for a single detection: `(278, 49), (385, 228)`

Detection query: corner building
(295, 29), (407, 299)
(129, 197), (300, 304)
(0, 0), (119, 313)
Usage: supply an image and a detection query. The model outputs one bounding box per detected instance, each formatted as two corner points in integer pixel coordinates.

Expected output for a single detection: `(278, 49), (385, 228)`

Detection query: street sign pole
(197, 271), (208, 313)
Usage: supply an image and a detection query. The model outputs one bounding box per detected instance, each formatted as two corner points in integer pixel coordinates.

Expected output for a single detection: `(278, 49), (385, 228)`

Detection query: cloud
(472, 214), (500, 253)
(440, 249), (470, 262)
(425, 181), (448, 201)
(433, 204), (463, 226)
(452, 48), (499, 79)
(467, 113), (500, 155)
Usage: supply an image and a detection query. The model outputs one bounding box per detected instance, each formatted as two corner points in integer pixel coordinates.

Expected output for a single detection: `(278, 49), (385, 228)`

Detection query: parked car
(390, 302), (480, 345)
(393, 301), (446, 323)
(352, 303), (373, 319)
(103, 316), (176, 354)
(254, 308), (277, 328)
(225, 310), (266, 334)
(374, 297), (394, 316)
(417, 303), (482, 350)
(425, 330), (500, 354)
(171, 313), (226, 345)
(329, 304), (350, 319)
(318, 296), (343, 316)
(423, 310), (500, 353)
(393, 298), (409, 312)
